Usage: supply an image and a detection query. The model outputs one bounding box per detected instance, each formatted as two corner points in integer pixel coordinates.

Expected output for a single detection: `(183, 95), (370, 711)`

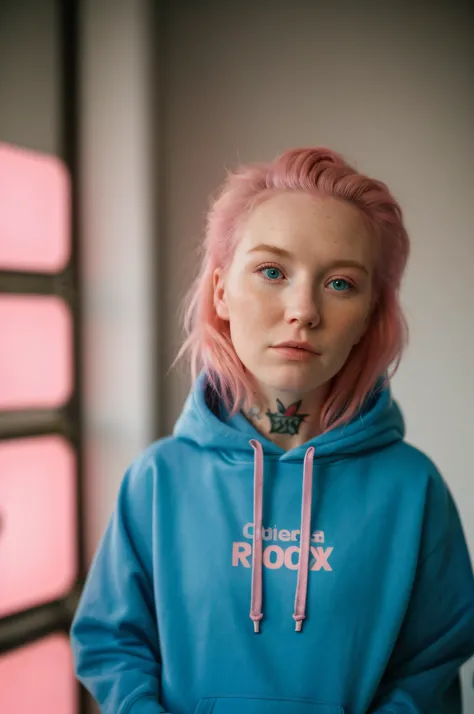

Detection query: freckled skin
(213, 191), (375, 448)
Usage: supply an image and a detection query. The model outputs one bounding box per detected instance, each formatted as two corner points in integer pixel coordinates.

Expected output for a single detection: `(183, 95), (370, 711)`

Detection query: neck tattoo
(265, 399), (309, 435)
(247, 405), (263, 421)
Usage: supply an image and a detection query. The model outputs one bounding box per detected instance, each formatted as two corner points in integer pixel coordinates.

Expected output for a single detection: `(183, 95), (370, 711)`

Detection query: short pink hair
(174, 147), (410, 432)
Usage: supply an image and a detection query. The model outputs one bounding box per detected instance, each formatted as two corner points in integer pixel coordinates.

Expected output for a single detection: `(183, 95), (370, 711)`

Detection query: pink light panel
(0, 634), (77, 714)
(0, 435), (77, 617)
(0, 294), (73, 410)
(0, 143), (78, 708)
(0, 142), (70, 273)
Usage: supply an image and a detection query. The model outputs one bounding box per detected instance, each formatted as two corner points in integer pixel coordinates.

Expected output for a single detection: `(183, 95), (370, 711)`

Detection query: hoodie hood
(173, 370), (405, 463)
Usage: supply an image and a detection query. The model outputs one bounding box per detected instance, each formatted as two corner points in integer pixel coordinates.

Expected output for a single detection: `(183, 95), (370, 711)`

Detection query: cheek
(328, 301), (370, 344)
(227, 276), (280, 325)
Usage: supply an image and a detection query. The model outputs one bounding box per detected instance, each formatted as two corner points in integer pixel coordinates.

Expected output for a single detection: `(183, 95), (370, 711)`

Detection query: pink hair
(173, 147), (410, 432)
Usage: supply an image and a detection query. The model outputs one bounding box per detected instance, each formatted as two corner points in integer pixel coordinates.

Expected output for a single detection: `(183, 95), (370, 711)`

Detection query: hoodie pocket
(193, 697), (344, 714)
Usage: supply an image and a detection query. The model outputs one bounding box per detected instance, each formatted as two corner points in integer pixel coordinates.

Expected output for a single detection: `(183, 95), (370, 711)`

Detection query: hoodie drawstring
(249, 440), (315, 633)
(293, 445), (315, 631)
(250, 440), (264, 633)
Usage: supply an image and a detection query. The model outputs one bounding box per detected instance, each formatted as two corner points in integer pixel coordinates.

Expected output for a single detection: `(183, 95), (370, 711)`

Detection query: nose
(285, 285), (321, 329)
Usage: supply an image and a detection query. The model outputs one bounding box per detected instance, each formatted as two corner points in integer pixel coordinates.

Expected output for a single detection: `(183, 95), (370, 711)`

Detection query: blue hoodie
(70, 373), (474, 714)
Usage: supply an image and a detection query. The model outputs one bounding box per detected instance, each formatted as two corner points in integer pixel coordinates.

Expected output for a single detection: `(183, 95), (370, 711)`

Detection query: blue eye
(261, 266), (283, 281)
(329, 278), (353, 292)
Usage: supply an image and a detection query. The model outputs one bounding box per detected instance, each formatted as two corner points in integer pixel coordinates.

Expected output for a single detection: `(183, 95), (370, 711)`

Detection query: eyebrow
(247, 243), (369, 274)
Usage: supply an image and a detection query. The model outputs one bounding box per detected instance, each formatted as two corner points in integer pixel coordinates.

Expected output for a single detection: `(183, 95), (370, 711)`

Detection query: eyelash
(256, 263), (356, 293)
(256, 263), (285, 282)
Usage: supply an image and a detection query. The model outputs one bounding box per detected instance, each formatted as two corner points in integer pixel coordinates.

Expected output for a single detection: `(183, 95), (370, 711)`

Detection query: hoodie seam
(120, 692), (161, 714)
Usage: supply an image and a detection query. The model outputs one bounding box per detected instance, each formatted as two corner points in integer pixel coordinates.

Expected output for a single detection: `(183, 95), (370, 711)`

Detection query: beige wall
(159, 0), (474, 705)
(79, 0), (157, 565)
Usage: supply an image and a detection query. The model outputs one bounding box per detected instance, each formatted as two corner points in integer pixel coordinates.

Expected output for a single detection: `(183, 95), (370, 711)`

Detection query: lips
(271, 344), (320, 362)
(273, 341), (319, 354)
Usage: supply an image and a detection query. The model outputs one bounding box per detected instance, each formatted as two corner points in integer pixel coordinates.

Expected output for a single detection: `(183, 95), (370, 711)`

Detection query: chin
(257, 363), (323, 396)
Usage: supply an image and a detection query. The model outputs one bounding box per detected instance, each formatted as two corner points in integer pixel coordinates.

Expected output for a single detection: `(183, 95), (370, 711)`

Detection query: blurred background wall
(0, 0), (473, 711)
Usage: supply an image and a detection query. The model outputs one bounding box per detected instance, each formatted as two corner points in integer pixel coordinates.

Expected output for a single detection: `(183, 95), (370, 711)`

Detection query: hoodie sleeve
(369, 471), (474, 714)
(70, 453), (169, 714)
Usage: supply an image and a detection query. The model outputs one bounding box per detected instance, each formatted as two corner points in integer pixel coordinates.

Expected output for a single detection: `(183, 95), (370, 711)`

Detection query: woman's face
(213, 191), (376, 397)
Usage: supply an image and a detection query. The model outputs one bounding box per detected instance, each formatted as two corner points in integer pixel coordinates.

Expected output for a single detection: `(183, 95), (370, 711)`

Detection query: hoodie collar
(173, 371), (405, 463)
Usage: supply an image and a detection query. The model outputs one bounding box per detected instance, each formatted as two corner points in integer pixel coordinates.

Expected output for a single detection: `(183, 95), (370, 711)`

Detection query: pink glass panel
(0, 294), (73, 410)
(0, 634), (77, 714)
(0, 142), (70, 272)
(0, 436), (77, 617)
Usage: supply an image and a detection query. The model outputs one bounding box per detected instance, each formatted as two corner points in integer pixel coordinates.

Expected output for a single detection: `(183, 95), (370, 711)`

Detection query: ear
(213, 267), (230, 321)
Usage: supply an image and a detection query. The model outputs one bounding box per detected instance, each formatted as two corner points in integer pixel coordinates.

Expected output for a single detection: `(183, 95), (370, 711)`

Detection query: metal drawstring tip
(295, 619), (303, 632)
(253, 620), (260, 633)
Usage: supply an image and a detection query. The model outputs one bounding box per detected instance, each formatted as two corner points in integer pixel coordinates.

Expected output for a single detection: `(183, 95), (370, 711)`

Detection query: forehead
(237, 191), (373, 262)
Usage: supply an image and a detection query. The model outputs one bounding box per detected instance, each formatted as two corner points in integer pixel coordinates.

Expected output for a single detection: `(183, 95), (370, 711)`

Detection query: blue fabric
(71, 372), (474, 714)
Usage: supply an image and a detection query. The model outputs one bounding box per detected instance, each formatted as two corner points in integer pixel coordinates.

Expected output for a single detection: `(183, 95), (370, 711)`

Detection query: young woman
(70, 147), (474, 714)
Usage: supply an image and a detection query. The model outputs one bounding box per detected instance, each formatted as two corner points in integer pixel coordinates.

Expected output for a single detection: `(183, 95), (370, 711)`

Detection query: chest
(155, 458), (421, 631)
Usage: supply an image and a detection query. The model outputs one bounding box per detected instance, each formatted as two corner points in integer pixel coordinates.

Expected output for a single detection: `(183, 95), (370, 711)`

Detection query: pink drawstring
(293, 446), (314, 632)
(249, 441), (315, 634)
(249, 440), (264, 632)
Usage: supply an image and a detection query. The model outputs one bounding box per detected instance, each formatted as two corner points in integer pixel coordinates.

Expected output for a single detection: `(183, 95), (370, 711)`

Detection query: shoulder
(372, 439), (453, 526)
(401, 440), (453, 509)
(122, 435), (199, 491)
(394, 441), (460, 555)
(388, 439), (447, 488)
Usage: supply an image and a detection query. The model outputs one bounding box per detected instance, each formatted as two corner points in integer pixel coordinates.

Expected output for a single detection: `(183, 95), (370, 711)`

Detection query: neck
(244, 384), (329, 451)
